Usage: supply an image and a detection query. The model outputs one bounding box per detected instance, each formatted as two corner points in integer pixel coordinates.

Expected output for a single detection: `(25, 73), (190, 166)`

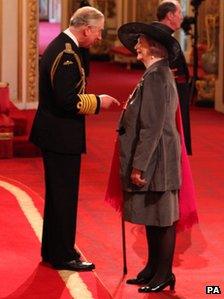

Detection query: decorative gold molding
(17, 0), (23, 103)
(0, 0), (2, 80)
(61, 0), (78, 30)
(136, 0), (159, 23)
(27, 0), (38, 103)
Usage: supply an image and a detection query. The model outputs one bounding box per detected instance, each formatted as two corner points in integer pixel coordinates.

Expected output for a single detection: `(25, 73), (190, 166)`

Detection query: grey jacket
(118, 59), (181, 192)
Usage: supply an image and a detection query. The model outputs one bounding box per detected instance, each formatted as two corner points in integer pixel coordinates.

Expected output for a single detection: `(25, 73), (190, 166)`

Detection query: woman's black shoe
(138, 273), (176, 293)
(126, 277), (151, 285)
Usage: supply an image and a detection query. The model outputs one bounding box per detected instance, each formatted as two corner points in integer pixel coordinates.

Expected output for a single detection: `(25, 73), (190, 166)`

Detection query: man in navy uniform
(30, 6), (119, 271)
(155, 0), (192, 154)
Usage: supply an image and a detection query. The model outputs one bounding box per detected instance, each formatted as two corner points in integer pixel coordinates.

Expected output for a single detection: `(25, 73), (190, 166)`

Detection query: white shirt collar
(63, 28), (79, 47)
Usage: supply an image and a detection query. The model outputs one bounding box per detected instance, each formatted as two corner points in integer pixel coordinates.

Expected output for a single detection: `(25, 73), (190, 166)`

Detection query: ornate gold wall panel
(61, 0), (79, 30)
(198, 0), (219, 44)
(27, 0), (39, 103)
(215, 0), (224, 111)
(17, 0), (23, 103)
(136, 0), (159, 23)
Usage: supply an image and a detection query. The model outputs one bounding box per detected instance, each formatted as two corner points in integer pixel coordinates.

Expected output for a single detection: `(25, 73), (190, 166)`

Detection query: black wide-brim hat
(118, 21), (180, 64)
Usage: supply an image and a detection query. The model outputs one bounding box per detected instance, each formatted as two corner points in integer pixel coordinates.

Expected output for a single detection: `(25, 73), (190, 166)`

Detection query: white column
(0, 0), (39, 109)
(116, 0), (123, 28)
(49, 0), (61, 23)
(1, 0), (19, 102)
(123, 0), (128, 24)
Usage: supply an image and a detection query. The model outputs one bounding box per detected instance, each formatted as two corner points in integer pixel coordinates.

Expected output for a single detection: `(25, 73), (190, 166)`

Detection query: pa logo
(206, 286), (221, 294)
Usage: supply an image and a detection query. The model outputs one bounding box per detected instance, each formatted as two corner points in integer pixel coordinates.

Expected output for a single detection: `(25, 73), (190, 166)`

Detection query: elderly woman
(116, 22), (181, 293)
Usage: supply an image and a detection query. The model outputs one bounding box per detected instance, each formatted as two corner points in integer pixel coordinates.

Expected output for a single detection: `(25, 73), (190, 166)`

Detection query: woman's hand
(131, 168), (147, 187)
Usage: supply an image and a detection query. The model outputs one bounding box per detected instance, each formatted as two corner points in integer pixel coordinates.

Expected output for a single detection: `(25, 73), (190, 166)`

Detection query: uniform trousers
(41, 150), (81, 264)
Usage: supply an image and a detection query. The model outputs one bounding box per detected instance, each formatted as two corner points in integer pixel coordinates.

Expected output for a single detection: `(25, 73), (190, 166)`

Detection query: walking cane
(121, 215), (127, 275)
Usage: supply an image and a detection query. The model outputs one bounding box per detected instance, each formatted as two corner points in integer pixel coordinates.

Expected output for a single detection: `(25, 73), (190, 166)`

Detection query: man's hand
(130, 168), (147, 187)
(99, 94), (120, 109)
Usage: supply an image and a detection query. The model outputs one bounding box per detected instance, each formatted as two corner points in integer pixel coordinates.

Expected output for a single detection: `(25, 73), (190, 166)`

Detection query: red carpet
(1, 60), (224, 298)
(0, 176), (111, 299)
(0, 106), (224, 298)
(39, 22), (60, 56)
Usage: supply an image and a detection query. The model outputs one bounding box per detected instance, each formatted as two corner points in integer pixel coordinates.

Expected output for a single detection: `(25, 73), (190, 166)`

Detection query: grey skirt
(124, 190), (179, 227)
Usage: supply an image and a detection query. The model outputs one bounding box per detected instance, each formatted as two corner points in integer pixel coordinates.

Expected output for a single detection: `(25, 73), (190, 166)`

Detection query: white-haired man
(30, 6), (119, 271)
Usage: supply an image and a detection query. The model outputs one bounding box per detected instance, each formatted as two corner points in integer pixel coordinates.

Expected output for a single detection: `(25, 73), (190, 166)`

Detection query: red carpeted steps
(9, 102), (41, 157)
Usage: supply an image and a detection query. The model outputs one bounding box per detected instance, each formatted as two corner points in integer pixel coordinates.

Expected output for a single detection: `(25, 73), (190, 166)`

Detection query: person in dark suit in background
(30, 6), (119, 272)
(155, 0), (192, 155)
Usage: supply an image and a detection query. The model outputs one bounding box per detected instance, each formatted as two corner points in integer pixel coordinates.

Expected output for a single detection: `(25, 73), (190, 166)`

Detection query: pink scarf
(105, 105), (198, 232)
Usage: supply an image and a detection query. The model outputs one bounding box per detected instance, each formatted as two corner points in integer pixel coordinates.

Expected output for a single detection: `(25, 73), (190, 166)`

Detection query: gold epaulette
(64, 42), (74, 54)
(77, 94), (98, 114)
(50, 43), (85, 93)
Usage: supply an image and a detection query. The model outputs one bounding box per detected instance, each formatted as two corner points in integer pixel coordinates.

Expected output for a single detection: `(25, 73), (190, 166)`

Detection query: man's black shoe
(53, 260), (95, 271)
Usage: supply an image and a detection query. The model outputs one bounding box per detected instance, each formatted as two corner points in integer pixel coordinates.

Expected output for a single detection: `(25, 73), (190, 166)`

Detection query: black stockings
(137, 224), (176, 284)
